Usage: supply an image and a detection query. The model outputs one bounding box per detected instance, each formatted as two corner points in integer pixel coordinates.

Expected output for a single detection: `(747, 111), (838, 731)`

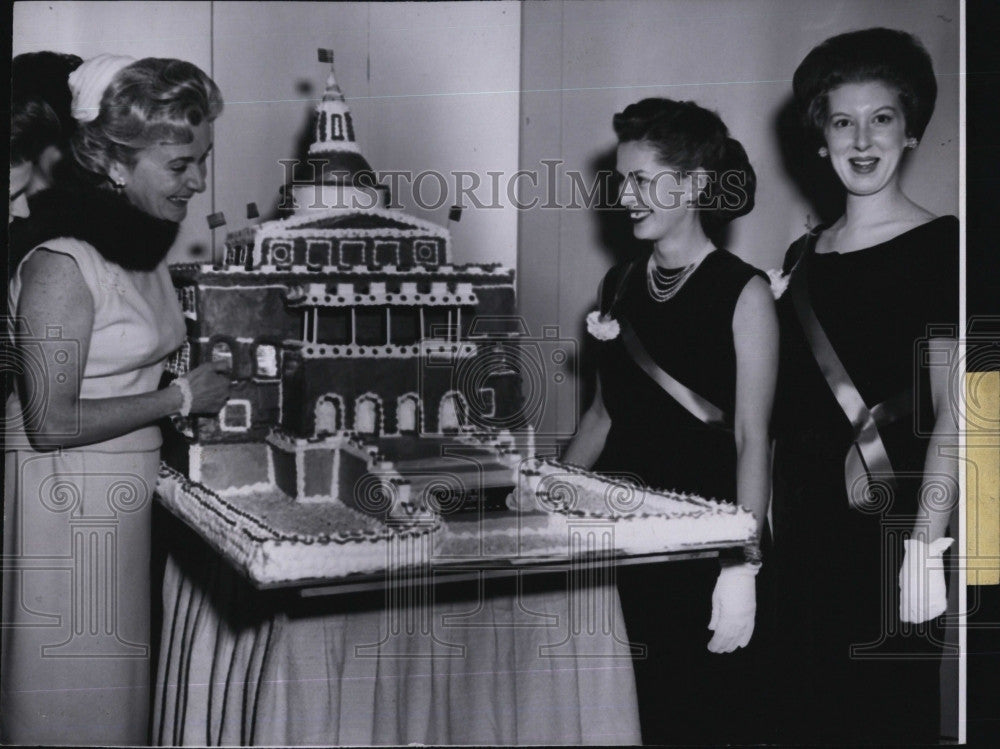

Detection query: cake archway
(438, 390), (469, 433)
(208, 335), (237, 373)
(251, 339), (282, 380)
(354, 393), (384, 437)
(314, 393), (345, 436)
(396, 393), (422, 434)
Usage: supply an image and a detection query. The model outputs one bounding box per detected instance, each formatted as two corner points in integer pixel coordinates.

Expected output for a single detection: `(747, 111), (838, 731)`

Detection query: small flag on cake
(318, 48), (334, 64)
(449, 205), (464, 223)
(207, 211), (226, 229)
(246, 202), (260, 220)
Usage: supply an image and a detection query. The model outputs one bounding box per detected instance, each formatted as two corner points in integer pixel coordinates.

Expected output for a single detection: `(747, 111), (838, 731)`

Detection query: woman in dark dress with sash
(771, 28), (958, 744)
(561, 98), (779, 745)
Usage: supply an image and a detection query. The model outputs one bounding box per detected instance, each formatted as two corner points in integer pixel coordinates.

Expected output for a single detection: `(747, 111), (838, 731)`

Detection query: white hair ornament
(68, 53), (136, 123)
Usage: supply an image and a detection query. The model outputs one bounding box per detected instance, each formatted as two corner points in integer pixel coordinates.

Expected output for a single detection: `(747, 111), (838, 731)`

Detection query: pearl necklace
(645, 246), (714, 303)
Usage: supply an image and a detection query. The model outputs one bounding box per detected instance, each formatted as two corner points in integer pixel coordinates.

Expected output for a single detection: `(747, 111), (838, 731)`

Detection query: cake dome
(289, 49), (390, 214)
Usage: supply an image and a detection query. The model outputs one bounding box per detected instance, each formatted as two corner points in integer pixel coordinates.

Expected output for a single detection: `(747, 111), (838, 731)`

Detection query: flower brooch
(766, 268), (789, 300)
(586, 310), (621, 341)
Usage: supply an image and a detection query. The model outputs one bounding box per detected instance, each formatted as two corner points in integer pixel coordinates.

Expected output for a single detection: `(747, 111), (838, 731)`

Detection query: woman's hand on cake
(184, 360), (233, 414)
(707, 562), (759, 653)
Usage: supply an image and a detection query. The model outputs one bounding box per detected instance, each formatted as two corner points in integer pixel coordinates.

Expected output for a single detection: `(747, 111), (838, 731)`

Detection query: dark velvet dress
(592, 248), (775, 745)
(771, 216), (959, 744)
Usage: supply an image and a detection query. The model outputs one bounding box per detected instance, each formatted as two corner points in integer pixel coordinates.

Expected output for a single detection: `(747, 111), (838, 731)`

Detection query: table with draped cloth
(152, 508), (642, 746)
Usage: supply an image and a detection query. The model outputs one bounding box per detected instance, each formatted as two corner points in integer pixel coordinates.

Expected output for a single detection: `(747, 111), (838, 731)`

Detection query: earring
(817, 146), (829, 158)
(905, 138), (919, 149)
(112, 179), (126, 190)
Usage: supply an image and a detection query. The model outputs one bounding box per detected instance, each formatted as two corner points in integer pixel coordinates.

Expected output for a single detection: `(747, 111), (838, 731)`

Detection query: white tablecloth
(153, 525), (641, 746)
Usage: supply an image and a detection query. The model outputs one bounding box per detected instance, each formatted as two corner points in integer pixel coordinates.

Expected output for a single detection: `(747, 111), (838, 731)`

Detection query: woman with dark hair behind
(771, 27), (958, 744)
(9, 52), (82, 221)
(2, 54), (231, 745)
(555, 97), (778, 744)
(10, 51), (83, 199)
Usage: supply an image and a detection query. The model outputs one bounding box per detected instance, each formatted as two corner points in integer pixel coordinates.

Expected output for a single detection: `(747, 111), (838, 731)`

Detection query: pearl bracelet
(169, 377), (193, 417)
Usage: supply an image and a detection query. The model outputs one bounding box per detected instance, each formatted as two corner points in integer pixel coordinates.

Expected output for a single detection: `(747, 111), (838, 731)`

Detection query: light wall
(12, 1), (522, 267)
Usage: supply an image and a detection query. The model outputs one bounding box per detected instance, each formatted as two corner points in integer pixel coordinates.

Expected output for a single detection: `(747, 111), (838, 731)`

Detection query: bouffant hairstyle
(72, 57), (223, 183)
(613, 98), (756, 229)
(12, 100), (62, 167)
(11, 51), (83, 165)
(793, 27), (937, 143)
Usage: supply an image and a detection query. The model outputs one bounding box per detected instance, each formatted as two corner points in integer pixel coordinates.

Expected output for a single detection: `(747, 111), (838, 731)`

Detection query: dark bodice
(772, 216), (959, 499)
(593, 249), (764, 502)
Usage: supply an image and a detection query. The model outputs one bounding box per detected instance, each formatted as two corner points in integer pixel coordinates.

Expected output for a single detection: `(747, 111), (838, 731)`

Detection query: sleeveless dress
(771, 216), (959, 744)
(592, 248), (775, 745)
(2, 238), (185, 745)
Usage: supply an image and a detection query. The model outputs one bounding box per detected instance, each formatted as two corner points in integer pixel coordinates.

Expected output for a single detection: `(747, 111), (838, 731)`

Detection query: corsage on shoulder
(586, 310), (620, 341)
(766, 268), (789, 300)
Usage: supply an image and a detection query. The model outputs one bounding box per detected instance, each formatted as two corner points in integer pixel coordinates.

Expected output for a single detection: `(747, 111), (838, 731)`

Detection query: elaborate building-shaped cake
(165, 52), (525, 506)
(154, 51), (758, 588)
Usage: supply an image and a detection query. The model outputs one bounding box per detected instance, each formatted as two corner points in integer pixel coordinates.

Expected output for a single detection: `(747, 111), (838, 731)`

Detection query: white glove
(899, 537), (953, 623)
(707, 562), (760, 653)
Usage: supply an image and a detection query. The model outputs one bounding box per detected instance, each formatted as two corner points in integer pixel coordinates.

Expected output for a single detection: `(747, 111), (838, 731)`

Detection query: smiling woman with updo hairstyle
(770, 27), (959, 744)
(2, 55), (231, 745)
(555, 97), (778, 745)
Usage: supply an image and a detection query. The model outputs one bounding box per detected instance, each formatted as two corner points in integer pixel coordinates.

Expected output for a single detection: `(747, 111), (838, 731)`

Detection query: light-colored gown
(2, 238), (185, 745)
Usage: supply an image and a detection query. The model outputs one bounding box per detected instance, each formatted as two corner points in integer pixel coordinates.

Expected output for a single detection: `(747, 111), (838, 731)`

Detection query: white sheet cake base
(156, 460), (757, 587)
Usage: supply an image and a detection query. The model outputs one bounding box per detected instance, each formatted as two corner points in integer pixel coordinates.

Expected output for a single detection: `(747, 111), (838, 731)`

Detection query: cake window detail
(307, 240), (331, 268)
(374, 241), (400, 267)
(211, 341), (234, 368)
(254, 344), (279, 379)
(226, 244), (249, 267)
(166, 341), (191, 377)
(219, 399), (252, 432)
(413, 240), (439, 266)
(389, 309), (420, 345)
(330, 113), (343, 140)
(175, 286), (197, 318)
(354, 393), (382, 435)
(423, 308), (451, 340)
(339, 240), (366, 268)
(315, 394), (344, 436)
(438, 391), (469, 433)
(354, 308), (387, 346)
(396, 393), (421, 434)
(270, 242), (292, 267)
(316, 309), (350, 344)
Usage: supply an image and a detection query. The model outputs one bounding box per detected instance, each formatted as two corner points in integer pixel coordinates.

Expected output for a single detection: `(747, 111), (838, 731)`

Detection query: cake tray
(155, 463), (757, 595)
